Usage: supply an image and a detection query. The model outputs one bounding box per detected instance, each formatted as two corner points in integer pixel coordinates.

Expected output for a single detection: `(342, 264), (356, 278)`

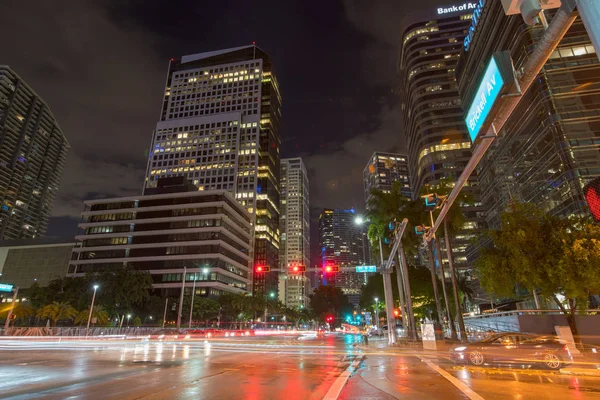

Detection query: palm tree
(366, 182), (421, 340)
(74, 305), (109, 326)
(457, 276), (475, 311)
(36, 302), (78, 327)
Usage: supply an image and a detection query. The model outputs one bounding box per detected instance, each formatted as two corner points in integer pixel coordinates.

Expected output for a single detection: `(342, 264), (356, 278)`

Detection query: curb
(560, 368), (600, 377)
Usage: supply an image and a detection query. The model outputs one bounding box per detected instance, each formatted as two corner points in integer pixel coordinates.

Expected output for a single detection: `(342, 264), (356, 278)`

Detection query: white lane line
(420, 357), (485, 400)
(322, 357), (362, 400)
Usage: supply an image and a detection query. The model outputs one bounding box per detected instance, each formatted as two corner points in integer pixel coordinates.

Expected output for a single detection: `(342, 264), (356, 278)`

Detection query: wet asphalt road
(0, 334), (599, 399)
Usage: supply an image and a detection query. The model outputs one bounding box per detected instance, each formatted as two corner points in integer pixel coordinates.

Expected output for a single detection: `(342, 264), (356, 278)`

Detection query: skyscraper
(399, 10), (485, 275)
(278, 158), (310, 308)
(143, 45), (282, 295)
(0, 66), (70, 240)
(318, 208), (366, 306)
(456, 2), (600, 230)
(363, 152), (411, 203)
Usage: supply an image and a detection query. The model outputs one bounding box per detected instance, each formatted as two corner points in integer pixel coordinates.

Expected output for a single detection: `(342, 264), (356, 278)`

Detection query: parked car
(449, 333), (573, 370)
(382, 325), (403, 336)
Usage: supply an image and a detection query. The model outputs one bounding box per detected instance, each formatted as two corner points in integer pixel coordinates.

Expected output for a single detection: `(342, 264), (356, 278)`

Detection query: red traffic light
(289, 264), (306, 273)
(324, 263), (339, 273)
(256, 265), (270, 273)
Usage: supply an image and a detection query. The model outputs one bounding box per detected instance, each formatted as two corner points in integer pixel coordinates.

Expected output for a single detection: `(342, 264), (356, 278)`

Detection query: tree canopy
(475, 202), (600, 338)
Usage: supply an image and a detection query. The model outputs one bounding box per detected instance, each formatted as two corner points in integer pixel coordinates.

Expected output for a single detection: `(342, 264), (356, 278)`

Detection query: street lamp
(269, 292), (275, 299)
(189, 273), (197, 329)
(86, 284), (99, 337)
(203, 267), (209, 275)
(127, 314), (131, 327)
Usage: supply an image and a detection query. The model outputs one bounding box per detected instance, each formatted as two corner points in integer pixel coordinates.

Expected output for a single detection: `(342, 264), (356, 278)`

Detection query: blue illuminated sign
(464, 0), (485, 52)
(356, 265), (377, 273)
(465, 56), (505, 141)
(0, 283), (14, 292)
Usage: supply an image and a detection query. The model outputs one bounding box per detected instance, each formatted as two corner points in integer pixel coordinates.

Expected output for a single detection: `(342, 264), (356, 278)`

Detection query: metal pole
(378, 237), (396, 345)
(425, 2), (578, 240)
(177, 267), (187, 329)
(399, 243), (417, 340)
(188, 275), (197, 329)
(578, 0), (600, 62)
(86, 285), (98, 337)
(4, 287), (18, 331)
(444, 219), (467, 343)
(162, 298), (168, 329)
(426, 241), (443, 324)
(394, 254), (407, 338)
(430, 210), (456, 340)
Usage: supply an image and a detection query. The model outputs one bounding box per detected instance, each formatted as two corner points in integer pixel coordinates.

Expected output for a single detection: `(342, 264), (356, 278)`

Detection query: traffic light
(289, 264), (306, 273)
(256, 265), (270, 273)
(414, 225), (427, 235)
(326, 316), (334, 323)
(584, 177), (600, 221)
(324, 263), (339, 273)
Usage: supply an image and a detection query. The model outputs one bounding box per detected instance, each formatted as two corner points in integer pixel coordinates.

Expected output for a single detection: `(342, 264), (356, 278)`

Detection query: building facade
(363, 152), (411, 202)
(399, 11), (486, 276)
(69, 178), (252, 298)
(278, 158), (310, 308)
(0, 66), (70, 240)
(0, 237), (75, 288)
(143, 45), (282, 295)
(456, 2), (600, 230)
(318, 208), (367, 306)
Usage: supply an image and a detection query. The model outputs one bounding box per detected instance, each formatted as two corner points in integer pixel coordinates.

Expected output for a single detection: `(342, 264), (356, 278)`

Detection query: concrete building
(0, 237), (75, 288)
(278, 158), (310, 308)
(363, 152), (411, 203)
(456, 2), (600, 231)
(399, 8), (486, 276)
(318, 208), (367, 306)
(68, 178), (252, 298)
(143, 45), (282, 296)
(0, 66), (70, 240)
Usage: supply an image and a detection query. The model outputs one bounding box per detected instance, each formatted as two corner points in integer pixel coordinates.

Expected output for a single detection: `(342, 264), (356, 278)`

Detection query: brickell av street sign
(465, 55), (505, 142)
(0, 283), (14, 292)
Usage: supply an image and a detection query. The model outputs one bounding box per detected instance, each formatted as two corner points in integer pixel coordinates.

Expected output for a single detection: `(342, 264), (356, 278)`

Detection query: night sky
(2, 0), (445, 263)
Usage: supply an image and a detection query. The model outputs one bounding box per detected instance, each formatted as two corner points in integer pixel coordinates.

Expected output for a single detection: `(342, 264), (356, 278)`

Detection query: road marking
(322, 357), (362, 400)
(420, 357), (486, 400)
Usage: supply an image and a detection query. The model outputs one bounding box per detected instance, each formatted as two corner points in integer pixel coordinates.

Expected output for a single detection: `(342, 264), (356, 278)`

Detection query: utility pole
(177, 267), (187, 329)
(398, 242), (417, 340)
(394, 256), (407, 338)
(378, 238), (396, 345)
(188, 274), (197, 329)
(162, 298), (168, 329)
(444, 219), (467, 343)
(426, 241), (444, 324)
(433, 233), (457, 340)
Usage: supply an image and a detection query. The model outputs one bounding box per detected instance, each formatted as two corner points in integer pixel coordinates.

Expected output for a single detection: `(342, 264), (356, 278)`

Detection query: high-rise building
(363, 152), (411, 203)
(318, 208), (367, 306)
(278, 158), (310, 308)
(0, 66), (70, 240)
(143, 46), (282, 295)
(399, 10), (486, 276)
(68, 177), (252, 297)
(456, 2), (600, 230)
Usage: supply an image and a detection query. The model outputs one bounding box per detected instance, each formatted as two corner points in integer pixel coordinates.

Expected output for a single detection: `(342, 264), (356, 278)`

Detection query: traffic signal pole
(425, 0), (578, 241)
(379, 238), (397, 345)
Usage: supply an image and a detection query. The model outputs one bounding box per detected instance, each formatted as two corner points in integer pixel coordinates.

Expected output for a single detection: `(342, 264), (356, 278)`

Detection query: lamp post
(374, 297), (380, 335)
(127, 314), (131, 327)
(86, 284), (99, 337)
(177, 266), (187, 329)
(188, 273), (197, 329)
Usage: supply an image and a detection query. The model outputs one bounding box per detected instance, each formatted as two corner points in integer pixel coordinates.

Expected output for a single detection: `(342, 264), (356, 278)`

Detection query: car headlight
(454, 346), (467, 352)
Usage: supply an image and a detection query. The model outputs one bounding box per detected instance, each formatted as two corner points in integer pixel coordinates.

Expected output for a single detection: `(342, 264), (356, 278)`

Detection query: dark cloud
(0, 0), (165, 222)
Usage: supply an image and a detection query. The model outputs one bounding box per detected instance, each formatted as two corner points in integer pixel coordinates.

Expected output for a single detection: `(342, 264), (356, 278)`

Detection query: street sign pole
(4, 287), (19, 331)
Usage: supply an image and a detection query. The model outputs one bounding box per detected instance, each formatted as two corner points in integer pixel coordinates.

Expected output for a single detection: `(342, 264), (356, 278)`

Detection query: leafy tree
(309, 285), (351, 323)
(90, 265), (153, 315)
(184, 296), (220, 325)
(36, 302), (78, 326)
(74, 305), (110, 326)
(475, 202), (600, 340)
(132, 316), (142, 327)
